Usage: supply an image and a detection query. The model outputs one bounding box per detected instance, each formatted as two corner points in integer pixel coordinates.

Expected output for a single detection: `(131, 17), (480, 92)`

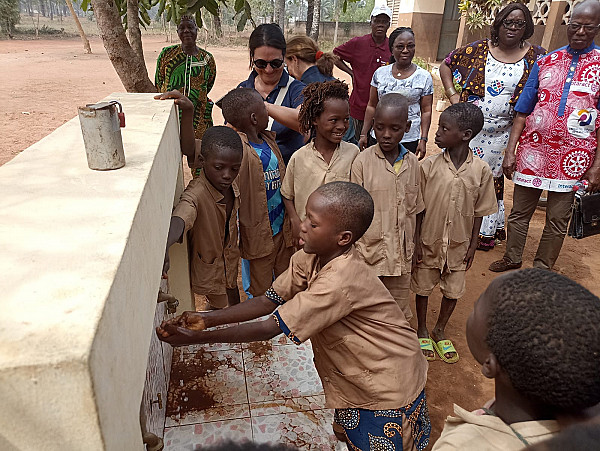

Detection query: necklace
(393, 62), (414, 78)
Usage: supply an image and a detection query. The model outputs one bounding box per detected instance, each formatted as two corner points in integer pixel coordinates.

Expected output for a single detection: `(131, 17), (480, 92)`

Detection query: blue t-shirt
(250, 140), (285, 236)
(238, 70), (305, 164)
(300, 65), (336, 84)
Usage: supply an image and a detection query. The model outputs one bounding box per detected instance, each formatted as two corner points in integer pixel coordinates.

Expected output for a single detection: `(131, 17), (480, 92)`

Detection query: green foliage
(458, 0), (518, 30)
(0, 0), (20, 33)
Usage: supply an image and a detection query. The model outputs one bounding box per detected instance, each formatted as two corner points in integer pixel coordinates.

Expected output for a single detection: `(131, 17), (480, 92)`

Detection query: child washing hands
(158, 182), (431, 451)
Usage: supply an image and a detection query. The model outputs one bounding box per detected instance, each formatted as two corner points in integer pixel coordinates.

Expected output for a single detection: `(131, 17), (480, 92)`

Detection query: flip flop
(419, 337), (435, 361)
(432, 338), (459, 364)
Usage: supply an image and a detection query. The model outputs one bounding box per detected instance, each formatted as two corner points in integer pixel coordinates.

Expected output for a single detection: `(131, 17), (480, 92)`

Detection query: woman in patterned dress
(155, 15), (216, 144)
(440, 3), (545, 250)
(358, 26), (434, 159)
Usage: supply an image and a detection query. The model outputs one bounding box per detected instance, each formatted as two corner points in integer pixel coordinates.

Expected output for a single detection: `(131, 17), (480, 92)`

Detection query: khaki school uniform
(172, 171), (240, 308)
(280, 140), (359, 220)
(411, 151), (496, 299)
(237, 130), (293, 296)
(268, 247), (428, 410)
(351, 144), (424, 320)
(433, 404), (560, 450)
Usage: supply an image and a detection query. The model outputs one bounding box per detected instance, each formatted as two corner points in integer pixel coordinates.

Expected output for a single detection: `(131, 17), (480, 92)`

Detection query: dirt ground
(2, 35), (600, 446)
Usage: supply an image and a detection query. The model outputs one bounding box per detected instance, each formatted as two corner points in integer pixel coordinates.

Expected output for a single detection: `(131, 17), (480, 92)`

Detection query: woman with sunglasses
(440, 2), (546, 251)
(358, 27), (433, 160)
(237, 23), (305, 164)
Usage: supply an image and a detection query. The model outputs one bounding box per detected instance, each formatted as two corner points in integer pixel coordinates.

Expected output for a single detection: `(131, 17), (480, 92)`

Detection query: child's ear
(462, 128), (474, 141)
(405, 120), (412, 133)
(481, 352), (500, 379)
(338, 230), (353, 247)
(250, 112), (258, 125)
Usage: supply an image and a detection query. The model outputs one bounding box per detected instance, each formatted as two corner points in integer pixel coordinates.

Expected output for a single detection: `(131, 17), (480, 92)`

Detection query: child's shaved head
(221, 88), (264, 130)
(201, 126), (243, 160)
(441, 102), (484, 136)
(487, 268), (600, 412)
(376, 92), (409, 120)
(314, 182), (374, 243)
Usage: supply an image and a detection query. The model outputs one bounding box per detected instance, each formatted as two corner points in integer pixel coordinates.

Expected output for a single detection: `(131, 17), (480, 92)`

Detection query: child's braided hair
(298, 80), (349, 136)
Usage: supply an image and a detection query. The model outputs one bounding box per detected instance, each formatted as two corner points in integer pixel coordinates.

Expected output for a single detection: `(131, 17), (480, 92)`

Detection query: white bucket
(78, 101), (126, 170)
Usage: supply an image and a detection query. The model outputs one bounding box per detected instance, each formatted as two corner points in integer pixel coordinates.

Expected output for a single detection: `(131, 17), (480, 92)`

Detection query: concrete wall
(288, 21), (372, 41)
(0, 94), (183, 450)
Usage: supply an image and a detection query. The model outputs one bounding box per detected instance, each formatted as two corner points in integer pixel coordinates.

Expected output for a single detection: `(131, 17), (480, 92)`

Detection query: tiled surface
(163, 333), (343, 450)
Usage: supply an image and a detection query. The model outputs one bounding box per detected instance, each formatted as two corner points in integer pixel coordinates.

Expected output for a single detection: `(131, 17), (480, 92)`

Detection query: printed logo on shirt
(486, 79), (505, 97)
(452, 69), (462, 84)
(567, 108), (597, 138)
(264, 168), (281, 191)
(562, 149), (592, 178)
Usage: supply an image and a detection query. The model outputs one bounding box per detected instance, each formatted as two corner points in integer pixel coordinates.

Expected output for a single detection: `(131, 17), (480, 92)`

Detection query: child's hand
(416, 140), (427, 160)
(412, 243), (423, 271)
(464, 244), (477, 270)
(358, 135), (368, 151)
(156, 312), (207, 346)
(162, 252), (170, 279)
(154, 90), (194, 113)
(290, 216), (302, 248)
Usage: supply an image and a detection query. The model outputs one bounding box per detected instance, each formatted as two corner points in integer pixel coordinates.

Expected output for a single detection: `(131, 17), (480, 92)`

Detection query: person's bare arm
(154, 90), (196, 162)
(464, 217), (483, 270)
(359, 86), (379, 150)
(582, 128), (600, 192)
(440, 62), (460, 105)
(266, 103), (302, 133)
(502, 113), (528, 180)
(334, 59), (354, 78)
(160, 294), (278, 333)
(283, 197), (301, 247)
(412, 211), (424, 271)
(157, 315), (281, 346)
(416, 94), (433, 160)
(162, 216), (185, 277)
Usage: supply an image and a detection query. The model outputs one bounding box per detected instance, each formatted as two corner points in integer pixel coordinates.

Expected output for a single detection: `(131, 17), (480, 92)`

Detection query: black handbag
(568, 191), (600, 239)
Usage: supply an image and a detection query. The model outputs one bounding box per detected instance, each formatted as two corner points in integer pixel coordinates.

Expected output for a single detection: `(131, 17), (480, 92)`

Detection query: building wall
(0, 94), (183, 450)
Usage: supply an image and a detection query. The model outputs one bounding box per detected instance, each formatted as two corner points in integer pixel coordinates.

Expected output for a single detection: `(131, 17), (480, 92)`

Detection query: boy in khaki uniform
(434, 268), (600, 450)
(221, 88), (294, 297)
(157, 182), (431, 451)
(163, 126), (243, 309)
(352, 93), (424, 321)
(413, 103), (496, 363)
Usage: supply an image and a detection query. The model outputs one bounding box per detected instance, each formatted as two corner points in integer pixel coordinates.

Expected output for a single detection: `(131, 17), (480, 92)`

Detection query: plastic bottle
(573, 179), (589, 194)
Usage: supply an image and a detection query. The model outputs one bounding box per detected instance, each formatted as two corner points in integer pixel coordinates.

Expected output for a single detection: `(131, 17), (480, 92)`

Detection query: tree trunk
(90, 0), (155, 92)
(127, 0), (144, 60)
(273, 0), (285, 31)
(49, 0), (53, 20)
(65, 0), (92, 54)
(309, 0), (320, 41)
(213, 6), (223, 38)
(306, 0), (313, 35)
(332, 0), (339, 47)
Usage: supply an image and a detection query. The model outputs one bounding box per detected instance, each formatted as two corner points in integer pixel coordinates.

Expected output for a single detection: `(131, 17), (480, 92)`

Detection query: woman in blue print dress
(440, 3), (545, 250)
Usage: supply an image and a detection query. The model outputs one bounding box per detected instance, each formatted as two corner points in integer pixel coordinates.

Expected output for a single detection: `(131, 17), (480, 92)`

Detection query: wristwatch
(419, 136), (428, 142)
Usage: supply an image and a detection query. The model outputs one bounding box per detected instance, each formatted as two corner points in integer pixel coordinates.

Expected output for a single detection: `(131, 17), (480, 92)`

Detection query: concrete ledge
(0, 93), (181, 450)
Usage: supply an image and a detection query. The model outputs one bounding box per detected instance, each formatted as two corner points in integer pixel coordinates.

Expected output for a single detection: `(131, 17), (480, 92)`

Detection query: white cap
(370, 1), (392, 20)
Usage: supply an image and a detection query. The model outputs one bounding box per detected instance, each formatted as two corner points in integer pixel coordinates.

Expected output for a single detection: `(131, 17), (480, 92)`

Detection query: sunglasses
(502, 19), (526, 30)
(253, 58), (284, 69)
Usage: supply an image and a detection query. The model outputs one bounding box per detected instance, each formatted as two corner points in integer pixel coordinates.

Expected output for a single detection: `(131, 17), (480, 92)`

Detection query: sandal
(489, 257), (522, 272)
(431, 338), (459, 364)
(477, 236), (495, 251)
(419, 337), (435, 361)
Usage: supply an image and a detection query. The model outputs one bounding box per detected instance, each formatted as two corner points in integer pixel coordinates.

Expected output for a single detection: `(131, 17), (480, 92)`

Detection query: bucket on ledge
(78, 100), (126, 170)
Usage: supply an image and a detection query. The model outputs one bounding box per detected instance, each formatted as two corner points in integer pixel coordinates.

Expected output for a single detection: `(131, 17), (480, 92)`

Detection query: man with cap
(333, 0), (392, 143)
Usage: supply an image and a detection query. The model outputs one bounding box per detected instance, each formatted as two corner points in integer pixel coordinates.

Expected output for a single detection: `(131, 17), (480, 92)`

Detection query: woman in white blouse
(358, 27), (433, 159)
